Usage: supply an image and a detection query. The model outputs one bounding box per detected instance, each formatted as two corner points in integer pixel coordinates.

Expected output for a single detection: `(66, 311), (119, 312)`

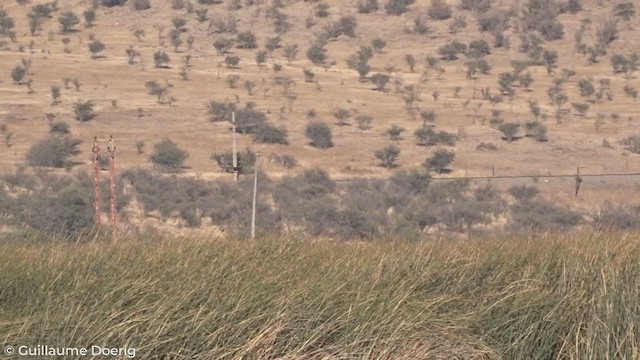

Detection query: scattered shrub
(58, 11), (79, 33)
(305, 122), (333, 149)
(150, 139), (188, 172)
(385, 0), (414, 15)
(424, 149), (455, 174)
(132, 0), (151, 10)
(358, 0), (379, 13)
(253, 124), (289, 145)
(428, 0), (452, 20)
(375, 145), (401, 168)
(594, 202), (640, 230)
(509, 201), (581, 232)
(498, 122), (520, 142)
(88, 39), (105, 58)
(307, 43), (327, 65)
(73, 100), (95, 122)
(26, 136), (82, 168)
(621, 134), (640, 154)
(439, 41), (466, 61)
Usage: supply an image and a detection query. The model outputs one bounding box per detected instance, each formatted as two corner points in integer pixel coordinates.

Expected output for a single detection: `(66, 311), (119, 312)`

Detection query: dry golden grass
(1, 231), (639, 359)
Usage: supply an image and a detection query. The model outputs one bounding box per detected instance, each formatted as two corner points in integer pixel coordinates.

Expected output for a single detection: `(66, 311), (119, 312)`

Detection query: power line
(333, 172), (640, 183)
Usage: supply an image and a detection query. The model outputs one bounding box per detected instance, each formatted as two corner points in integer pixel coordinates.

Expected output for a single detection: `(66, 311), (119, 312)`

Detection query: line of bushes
(2, 168), (639, 239)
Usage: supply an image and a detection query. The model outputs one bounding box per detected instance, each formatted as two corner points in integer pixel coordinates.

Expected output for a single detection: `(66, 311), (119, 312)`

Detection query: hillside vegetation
(0, 0), (639, 180)
(1, 232), (639, 359)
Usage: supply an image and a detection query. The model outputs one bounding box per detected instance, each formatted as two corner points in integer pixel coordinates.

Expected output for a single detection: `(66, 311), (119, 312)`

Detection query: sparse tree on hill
(73, 100), (95, 122)
(425, 149), (455, 174)
(154, 51), (170, 68)
(58, 11), (79, 33)
(145, 80), (168, 103)
(88, 39), (105, 58)
(225, 55), (240, 68)
(150, 139), (188, 172)
(11, 66), (26, 84)
(255, 50), (267, 66)
(498, 122), (520, 142)
(284, 44), (299, 65)
(236, 31), (257, 49)
(213, 38), (234, 55)
(356, 115), (373, 130)
(543, 49), (558, 75)
(307, 43), (328, 65)
(83, 8), (96, 27)
(375, 145), (401, 168)
(306, 122), (333, 149)
(386, 125), (405, 141)
(371, 73), (390, 91)
(333, 108), (351, 126)
(371, 38), (386, 53)
(51, 85), (61, 105)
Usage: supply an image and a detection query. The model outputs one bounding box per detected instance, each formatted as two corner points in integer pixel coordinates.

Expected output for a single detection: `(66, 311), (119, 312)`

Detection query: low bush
(26, 136), (81, 169)
(305, 122), (333, 149)
(149, 139), (188, 172)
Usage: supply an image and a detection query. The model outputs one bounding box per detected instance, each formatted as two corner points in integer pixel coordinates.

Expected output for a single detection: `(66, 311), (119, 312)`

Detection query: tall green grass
(1, 233), (639, 359)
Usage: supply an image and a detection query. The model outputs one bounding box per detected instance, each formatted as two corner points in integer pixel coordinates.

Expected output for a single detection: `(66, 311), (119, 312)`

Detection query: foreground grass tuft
(1, 233), (639, 359)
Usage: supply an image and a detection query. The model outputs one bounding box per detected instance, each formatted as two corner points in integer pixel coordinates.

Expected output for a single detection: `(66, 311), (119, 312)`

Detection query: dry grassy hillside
(1, 0), (639, 190)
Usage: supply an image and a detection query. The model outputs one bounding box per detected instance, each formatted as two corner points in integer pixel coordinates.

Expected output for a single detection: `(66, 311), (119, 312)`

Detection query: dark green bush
(305, 122), (333, 149)
(149, 139), (188, 172)
(253, 124), (289, 145)
(509, 201), (582, 232)
(26, 136), (81, 168)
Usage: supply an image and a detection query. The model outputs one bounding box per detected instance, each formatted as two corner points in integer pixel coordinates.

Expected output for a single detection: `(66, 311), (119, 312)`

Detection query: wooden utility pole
(575, 166), (583, 198)
(107, 135), (118, 241)
(232, 111), (239, 182)
(251, 153), (260, 239)
(92, 137), (101, 227)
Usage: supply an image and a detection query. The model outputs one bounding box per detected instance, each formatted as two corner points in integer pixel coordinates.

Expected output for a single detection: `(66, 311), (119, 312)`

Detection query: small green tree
(578, 78), (595, 98)
(88, 39), (105, 58)
(58, 11), (80, 33)
(225, 55), (240, 68)
(150, 139), (188, 171)
(49, 121), (70, 136)
(543, 49), (558, 75)
(83, 8), (96, 27)
(51, 85), (61, 105)
(375, 145), (401, 168)
(356, 115), (373, 130)
(439, 41), (466, 61)
(26, 136), (82, 168)
(145, 80), (168, 103)
(498, 122), (520, 142)
(236, 31), (257, 49)
(307, 43), (327, 65)
(73, 100), (95, 122)
(253, 124), (289, 145)
(614, 2), (635, 21)
(333, 108), (351, 126)
(386, 125), (405, 141)
(371, 38), (386, 53)
(284, 44), (299, 65)
(306, 122), (333, 149)
(424, 149), (455, 174)
(370, 73), (389, 91)
(11, 66), (26, 84)
(255, 50), (268, 66)
(213, 38), (234, 54)
(153, 50), (170, 68)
